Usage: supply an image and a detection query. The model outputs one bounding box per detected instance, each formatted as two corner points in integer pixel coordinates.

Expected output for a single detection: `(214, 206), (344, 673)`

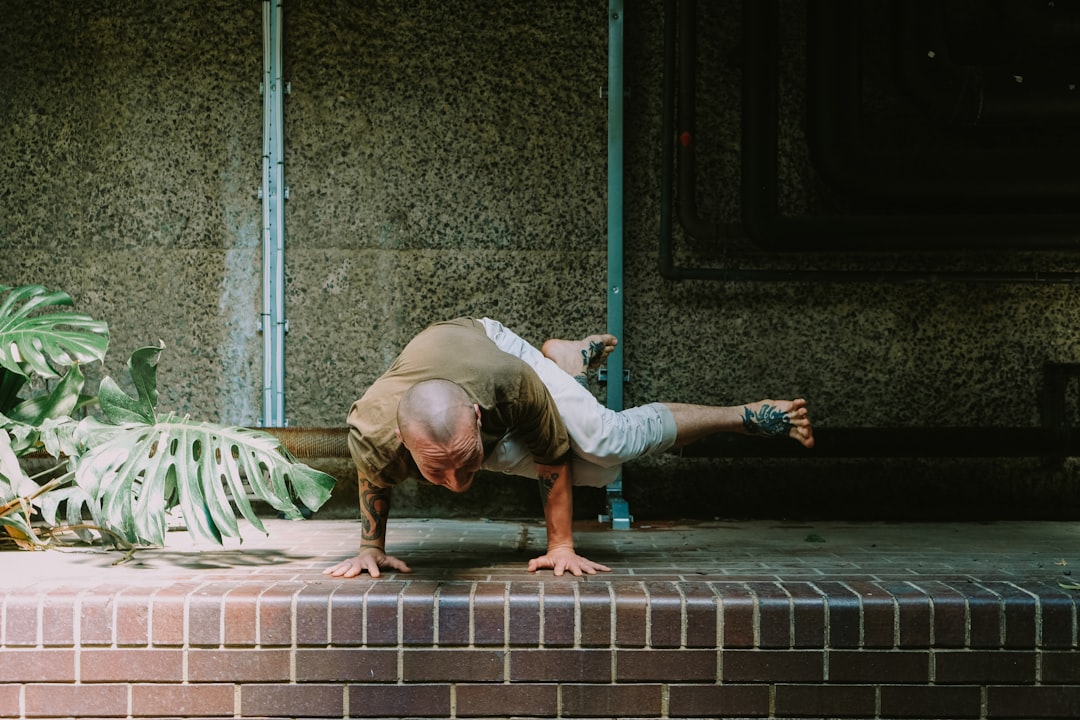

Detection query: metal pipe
(607, 0), (624, 414)
(604, 0), (631, 530)
(261, 0), (287, 426)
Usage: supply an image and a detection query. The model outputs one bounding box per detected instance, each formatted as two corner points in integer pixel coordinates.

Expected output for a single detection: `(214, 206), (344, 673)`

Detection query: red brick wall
(2, 578), (1078, 718)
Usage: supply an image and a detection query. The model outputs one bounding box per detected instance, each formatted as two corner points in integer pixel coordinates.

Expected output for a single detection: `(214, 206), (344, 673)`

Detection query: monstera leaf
(69, 344), (334, 546)
(0, 284), (109, 413)
(73, 418), (334, 546)
(0, 429), (41, 546)
(6, 363), (91, 427)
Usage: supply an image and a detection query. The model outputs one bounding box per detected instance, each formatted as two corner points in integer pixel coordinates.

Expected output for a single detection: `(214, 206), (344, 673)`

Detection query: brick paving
(3, 517), (1077, 586)
(2, 518), (1080, 719)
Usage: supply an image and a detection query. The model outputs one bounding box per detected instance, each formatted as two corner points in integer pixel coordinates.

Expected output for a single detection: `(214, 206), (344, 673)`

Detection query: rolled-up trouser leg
(480, 318), (677, 486)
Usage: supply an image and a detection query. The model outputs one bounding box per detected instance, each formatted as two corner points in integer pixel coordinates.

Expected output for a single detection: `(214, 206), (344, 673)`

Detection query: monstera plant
(0, 284), (334, 550)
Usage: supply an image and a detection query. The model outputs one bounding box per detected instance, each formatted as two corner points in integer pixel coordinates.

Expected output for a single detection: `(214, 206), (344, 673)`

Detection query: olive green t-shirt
(346, 317), (570, 488)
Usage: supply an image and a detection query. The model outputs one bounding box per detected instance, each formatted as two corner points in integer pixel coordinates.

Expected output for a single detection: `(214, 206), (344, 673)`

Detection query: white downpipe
(261, 0), (287, 427)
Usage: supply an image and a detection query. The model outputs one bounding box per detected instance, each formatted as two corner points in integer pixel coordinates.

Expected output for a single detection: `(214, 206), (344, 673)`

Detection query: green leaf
(0, 368), (28, 415)
(0, 513), (41, 547)
(97, 343), (162, 425)
(1, 412), (40, 457)
(0, 285), (109, 380)
(38, 485), (101, 544)
(0, 430), (37, 503)
(73, 418), (334, 546)
(1, 429), (45, 547)
(7, 364), (86, 425)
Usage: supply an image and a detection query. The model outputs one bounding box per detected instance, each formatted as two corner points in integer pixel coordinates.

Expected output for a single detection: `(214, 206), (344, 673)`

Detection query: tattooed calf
(742, 403), (791, 439)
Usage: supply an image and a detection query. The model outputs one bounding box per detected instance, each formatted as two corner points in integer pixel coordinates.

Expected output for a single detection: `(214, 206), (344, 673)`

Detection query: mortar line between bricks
(217, 582), (227, 651)
(954, 584), (973, 648)
(922, 581), (937, 650)
(499, 581), (510, 652)
(467, 582), (478, 648)
(807, 581), (826, 649)
(606, 582), (616, 649)
(642, 581), (652, 648)
(572, 582), (581, 648)
(777, 580), (794, 649)
(290, 635), (297, 684)
(745, 582), (760, 649)
(676, 583), (688, 649)
(108, 586), (119, 649)
(396, 581), (405, 648)
(255, 584), (270, 652)
(290, 582), (299, 651)
(838, 580), (865, 649)
(432, 583), (440, 645)
(713, 583), (723, 654)
(1009, 582), (1042, 649)
(885, 580), (901, 648)
(538, 582), (546, 646)
(974, 580), (1007, 648)
(611, 636), (619, 682)
(361, 583), (370, 647)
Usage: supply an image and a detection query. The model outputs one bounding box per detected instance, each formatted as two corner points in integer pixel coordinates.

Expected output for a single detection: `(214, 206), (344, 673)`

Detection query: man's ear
(473, 404), (482, 423)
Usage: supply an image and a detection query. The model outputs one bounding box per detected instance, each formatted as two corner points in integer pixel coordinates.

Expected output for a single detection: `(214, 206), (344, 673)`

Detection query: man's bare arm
(527, 460), (611, 576)
(324, 474), (412, 578)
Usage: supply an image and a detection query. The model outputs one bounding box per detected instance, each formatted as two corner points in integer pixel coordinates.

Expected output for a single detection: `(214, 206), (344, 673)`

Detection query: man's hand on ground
(323, 547), (412, 578)
(527, 546), (611, 577)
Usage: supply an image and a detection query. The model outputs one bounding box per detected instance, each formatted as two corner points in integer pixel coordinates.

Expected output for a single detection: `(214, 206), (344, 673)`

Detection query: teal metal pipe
(605, 0), (631, 529)
(606, 0), (624, 412)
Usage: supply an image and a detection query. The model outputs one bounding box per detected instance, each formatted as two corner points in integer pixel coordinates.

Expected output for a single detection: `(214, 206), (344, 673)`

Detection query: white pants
(479, 317), (677, 487)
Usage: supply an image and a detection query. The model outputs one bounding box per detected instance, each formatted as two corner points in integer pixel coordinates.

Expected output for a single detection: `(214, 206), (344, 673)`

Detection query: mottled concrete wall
(0, 0), (264, 426)
(4, 1), (1080, 521)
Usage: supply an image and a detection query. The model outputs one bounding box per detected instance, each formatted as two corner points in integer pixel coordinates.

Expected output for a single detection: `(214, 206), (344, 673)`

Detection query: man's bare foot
(542, 333), (618, 379)
(741, 398), (814, 449)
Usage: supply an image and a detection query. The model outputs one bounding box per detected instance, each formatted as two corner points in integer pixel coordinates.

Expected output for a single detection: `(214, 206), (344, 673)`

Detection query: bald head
(396, 379), (484, 493)
(396, 379), (477, 447)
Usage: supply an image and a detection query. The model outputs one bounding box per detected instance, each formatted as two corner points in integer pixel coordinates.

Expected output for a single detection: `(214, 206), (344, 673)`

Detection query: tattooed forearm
(537, 471), (560, 507)
(742, 404), (792, 439)
(360, 483), (391, 543)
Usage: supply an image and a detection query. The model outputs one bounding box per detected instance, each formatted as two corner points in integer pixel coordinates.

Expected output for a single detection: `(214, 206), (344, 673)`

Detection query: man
(324, 317), (813, 578)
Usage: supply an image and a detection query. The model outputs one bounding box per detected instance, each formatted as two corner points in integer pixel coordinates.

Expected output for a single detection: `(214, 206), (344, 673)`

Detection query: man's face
(403, 404), (485, 493)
